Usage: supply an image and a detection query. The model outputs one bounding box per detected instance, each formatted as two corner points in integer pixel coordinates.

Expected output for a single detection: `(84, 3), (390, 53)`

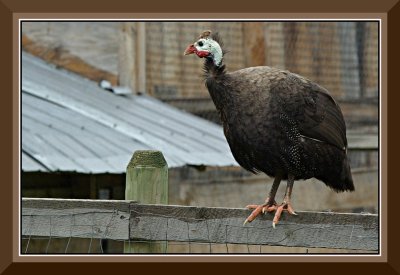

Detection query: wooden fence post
(124, 150), (168, 253)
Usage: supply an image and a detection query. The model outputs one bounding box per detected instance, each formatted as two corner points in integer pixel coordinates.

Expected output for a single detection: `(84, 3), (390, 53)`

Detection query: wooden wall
(145, 22), (246, 98)
(21, 21), (379, 100)
(145, 21), (379, 100)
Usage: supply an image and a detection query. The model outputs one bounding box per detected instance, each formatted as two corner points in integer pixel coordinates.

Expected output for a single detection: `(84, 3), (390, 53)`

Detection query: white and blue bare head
(184, 30), (224, 67)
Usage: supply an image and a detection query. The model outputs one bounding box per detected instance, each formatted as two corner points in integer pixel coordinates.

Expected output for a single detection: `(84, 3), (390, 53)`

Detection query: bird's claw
(286, 204), (297, 215)
(270, 201), (297, 228)
(243, 205), (263, 225)
(243, 200), (296, 228)
(243, 201), (278, 226)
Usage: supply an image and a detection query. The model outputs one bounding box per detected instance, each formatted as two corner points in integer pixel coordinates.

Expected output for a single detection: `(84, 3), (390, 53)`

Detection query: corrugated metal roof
(22, 52), (238, 173)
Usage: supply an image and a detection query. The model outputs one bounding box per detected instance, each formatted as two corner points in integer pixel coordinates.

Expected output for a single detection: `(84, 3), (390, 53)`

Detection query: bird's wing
(272, 73), (347, 151)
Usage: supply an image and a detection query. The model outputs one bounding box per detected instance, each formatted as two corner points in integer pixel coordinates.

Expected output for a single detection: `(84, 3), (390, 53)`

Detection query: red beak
(184, 44), (196, 55)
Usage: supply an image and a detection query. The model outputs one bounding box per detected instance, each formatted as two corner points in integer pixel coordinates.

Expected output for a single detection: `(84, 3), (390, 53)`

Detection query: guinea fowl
(184, 30), (354, 228)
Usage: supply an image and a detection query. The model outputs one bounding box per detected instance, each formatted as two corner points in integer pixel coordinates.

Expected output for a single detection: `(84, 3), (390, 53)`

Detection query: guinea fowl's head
(184, 30), (223, 67)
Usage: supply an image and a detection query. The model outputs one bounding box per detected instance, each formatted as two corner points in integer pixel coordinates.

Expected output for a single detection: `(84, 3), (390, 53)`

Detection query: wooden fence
(21, 150), (379, 254)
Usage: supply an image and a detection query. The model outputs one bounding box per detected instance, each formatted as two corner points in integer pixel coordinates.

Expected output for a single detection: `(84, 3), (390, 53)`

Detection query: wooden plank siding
(22, 22), (378, 100)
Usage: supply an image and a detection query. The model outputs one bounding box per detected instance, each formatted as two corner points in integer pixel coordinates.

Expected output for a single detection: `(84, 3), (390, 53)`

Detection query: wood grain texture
(22, 198), (131, 240)
(124, 150), (168, 253)
(125, 150), (168, 204)
(21, 198), (379, 251)
(243, 23), (266, 67)
(118, 22), (146, 94)
(129, 203), (378, 251)
(22, 34), (118, 86)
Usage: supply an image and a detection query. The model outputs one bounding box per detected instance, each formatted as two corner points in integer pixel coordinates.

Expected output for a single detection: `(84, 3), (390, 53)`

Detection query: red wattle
(196, 50), (210, 58)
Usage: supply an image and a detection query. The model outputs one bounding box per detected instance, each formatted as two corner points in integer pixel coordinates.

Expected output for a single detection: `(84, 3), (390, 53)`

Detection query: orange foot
(243, 198), (277, 225)
(272, 201), (297, 228)
(243, 200), (297, 228)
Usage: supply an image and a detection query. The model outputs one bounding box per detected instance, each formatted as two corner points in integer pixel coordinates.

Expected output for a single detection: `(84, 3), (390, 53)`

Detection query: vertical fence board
(124, 150), (168, 253)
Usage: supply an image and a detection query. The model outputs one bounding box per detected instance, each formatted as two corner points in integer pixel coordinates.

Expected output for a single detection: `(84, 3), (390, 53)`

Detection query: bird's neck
(203, 58), (226, 80)
(204, 59), (234, 114)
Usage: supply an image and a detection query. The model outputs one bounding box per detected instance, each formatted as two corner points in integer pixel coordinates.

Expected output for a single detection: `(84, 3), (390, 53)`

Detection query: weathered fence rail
(21, 150), (379, 253)
(22, 197), (379, 252)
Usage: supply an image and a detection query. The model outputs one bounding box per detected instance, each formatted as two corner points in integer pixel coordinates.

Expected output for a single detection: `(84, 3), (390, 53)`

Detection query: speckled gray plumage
(203, 35), (354, 192)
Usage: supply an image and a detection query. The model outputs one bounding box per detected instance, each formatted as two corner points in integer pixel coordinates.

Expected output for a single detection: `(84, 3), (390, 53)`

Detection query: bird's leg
(272, 174), (297, 228)
(243, 175), (282, 225)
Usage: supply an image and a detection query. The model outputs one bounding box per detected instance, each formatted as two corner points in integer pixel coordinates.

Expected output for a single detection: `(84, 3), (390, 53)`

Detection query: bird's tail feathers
(319, 155), (354, 192)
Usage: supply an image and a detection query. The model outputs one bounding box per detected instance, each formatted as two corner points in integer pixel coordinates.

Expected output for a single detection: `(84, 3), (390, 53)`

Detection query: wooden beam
(22, 198), (131, 240)
(21, 198), (379, 252)
(118, 22), (147, 94)
(22, 34), (118, 86)
(124, 150), (168, 253)
(347, 134), (378, 150)
(118, 22), (136, 93)
(137, 22), (147, 94)
(243, 22), (266, 67)
(130, 203), (378, 251)
(338, 22), (361, 99)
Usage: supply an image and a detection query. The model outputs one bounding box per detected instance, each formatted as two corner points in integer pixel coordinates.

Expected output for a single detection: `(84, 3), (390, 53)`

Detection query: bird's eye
(198, 41), (204, 47)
